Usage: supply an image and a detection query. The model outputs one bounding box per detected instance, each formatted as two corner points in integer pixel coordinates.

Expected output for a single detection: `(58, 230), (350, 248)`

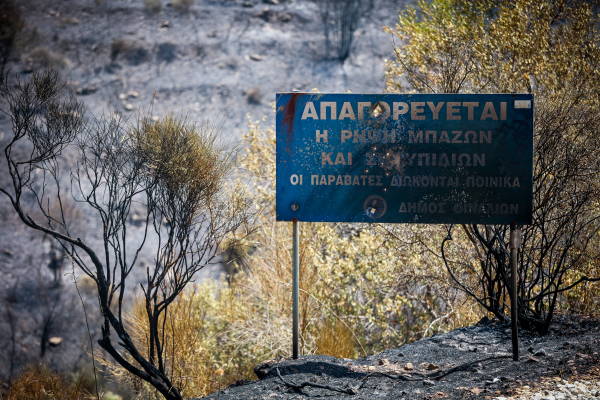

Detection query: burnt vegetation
(0, 69), (255, 400)
(387, 0), (600, 334)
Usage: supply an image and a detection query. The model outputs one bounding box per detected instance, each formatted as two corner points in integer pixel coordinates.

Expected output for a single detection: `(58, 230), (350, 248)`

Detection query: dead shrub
(313, 0), (373, 60)
(143, 0), (162, 13)
(156, 42), (177, 63)
(246, 86), (262, 104)
(110, 39), (149, 65)
(60, 17), (80, 27)
(29, 46), (70, 69)
(171, 0), (195, 12)
(2, 364), (93, 400)
(110, 38), (129, 62)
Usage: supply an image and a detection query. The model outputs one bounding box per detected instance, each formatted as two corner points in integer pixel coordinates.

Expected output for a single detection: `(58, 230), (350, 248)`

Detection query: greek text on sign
(276, 93), (533, 224)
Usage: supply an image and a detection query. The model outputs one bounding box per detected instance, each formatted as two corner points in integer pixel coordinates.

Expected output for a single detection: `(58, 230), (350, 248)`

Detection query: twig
(362, 371), (417, 381)
(359, 355), (512, 386)
(276, 367), (359, 395)
(71, 260), (100, 400)
(367, 355), (512, 383)
(427, 355), (512, 380)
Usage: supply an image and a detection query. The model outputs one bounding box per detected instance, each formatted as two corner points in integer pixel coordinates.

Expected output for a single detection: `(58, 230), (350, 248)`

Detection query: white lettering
(427, 102), (444, 120)
(316, 129), (328, 143)
(447, 102), (461, 120)
(341, 130), (352, 143)
(334, 152), (346, 165)
(301, 102), (318, 119)
(409, 130), (423, 143)
(393, 102), (409, 120)
(439, 131), (450, 143)
(411, 102), (426, 120)
(320, 102), (337, 120)
(339, 102), (356, 120)
(451, 131), (463, 143)
(463, 102), (479, 120)
(322, 152), (333, 165)
(481, 102), (498, 120)
(358, 102), (371, 120)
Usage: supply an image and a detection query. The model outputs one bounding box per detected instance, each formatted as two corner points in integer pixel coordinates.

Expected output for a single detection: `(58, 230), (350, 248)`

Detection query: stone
(404, 362), (413, 371)
(264, 0), (278, 4)
(427, 363), (439, 371)
(127, 90), (139, 98)
(379, 358), (390, 365)
(243, 1), (254, 7)
(249, 54), (264, 61)
(534, 348), (547, 357)
(124, 103), (134, 111)
(48, 337), (63, 347)
(423, 379), (436, 386)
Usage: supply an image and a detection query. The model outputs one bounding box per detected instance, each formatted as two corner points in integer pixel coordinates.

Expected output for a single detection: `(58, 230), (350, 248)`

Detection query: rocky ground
(199, 315), (600, 400)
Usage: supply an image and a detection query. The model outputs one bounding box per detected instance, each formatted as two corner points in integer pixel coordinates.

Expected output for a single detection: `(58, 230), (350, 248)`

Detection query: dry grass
(1, 364), (93, 400)
(315, 319), (356, 359)
(97, 282), (252, 399)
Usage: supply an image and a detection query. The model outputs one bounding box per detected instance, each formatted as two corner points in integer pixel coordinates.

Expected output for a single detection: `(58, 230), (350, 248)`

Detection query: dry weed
(2, 364), (93, 400)
(315, 318), (356, 359)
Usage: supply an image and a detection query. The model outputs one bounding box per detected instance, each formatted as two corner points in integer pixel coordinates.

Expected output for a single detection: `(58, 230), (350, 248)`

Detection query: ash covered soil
(3, 0), (408, 135)
(200, 316), (600, 400)
(0, 0), (413, 283)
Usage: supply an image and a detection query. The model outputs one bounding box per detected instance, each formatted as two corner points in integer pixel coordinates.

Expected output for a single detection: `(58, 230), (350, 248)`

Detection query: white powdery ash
(495, 379), (600, 400)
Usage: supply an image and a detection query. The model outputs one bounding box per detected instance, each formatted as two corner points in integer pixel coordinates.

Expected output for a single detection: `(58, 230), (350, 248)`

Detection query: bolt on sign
(276, 93), (533, 224)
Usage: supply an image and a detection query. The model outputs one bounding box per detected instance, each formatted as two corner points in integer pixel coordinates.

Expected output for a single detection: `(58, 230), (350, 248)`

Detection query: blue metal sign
(276, 93), (533, 224)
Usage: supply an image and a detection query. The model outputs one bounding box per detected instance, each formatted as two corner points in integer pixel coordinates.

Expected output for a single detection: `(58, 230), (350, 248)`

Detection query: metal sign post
(509, 222), (522, 361)
(276, 93), (534, 360)
(292, 217), (299, 359)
